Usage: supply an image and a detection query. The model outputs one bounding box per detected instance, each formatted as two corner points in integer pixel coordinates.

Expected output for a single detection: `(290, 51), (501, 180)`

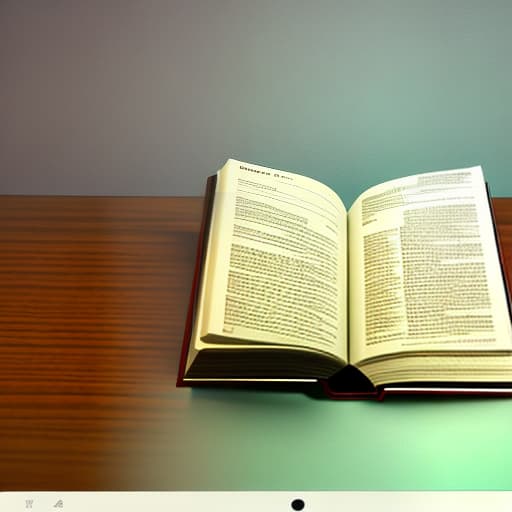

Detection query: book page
(348, 166), (512, 364)
(200, 159), (348, 361)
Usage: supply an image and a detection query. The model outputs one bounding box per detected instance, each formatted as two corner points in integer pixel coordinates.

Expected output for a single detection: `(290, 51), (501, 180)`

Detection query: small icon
(25, 500), (33, 509)
(54, 500), (63, 508)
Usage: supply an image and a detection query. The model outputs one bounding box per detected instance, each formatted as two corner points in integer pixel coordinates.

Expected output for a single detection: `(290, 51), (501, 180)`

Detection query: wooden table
(0, 196), (203, 491)
(1, 196), (512, 491)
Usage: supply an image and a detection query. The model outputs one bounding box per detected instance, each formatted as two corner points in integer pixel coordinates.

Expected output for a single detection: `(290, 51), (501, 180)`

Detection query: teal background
(158, 389), (512, 490)
(1, 1), (512, 203)
(2, 0), (512, 491)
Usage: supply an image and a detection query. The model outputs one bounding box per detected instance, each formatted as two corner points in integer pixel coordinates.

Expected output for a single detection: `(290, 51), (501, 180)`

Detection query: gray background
(2, 1), (512, 205)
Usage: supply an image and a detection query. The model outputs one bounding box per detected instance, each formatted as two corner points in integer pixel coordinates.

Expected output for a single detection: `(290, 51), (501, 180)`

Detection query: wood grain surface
(0, 196), (202, 490)
(0, 196), (511, 490)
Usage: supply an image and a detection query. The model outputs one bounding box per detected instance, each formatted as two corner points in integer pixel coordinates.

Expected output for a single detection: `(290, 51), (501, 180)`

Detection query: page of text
(201, 159), (348, 360)
(348, 166), (512, 363)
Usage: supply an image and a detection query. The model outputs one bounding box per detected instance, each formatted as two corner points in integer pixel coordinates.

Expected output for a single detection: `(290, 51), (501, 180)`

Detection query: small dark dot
(291, 498), (305, 510)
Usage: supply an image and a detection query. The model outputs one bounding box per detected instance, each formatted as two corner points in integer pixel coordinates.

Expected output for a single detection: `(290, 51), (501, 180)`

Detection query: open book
(177, 159), (512, 399)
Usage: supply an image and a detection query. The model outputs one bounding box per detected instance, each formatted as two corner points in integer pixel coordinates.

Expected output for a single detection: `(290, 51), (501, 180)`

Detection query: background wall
(1, 1), (512, 205)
